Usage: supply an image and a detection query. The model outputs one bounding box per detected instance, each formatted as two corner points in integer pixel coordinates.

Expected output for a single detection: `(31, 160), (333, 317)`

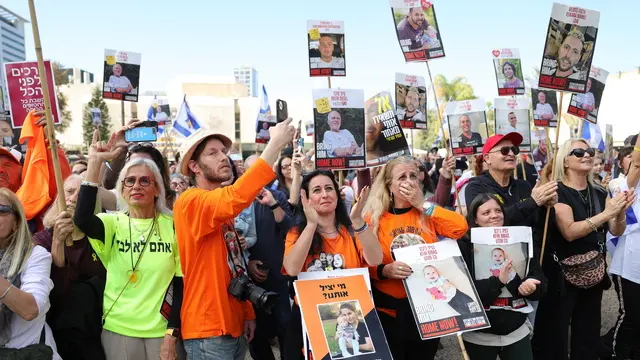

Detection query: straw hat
(178, 128), (232, 176)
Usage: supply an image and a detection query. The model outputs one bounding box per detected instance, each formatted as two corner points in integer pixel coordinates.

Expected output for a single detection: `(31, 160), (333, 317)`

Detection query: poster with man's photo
(446, 98), (488, 156)
(102, 49), (141, 102)
(471, 227), (534, 311)
(531, 88), (558, 127)
(395, 73), (427, 129)
(255, 113), (276, 144)
(567, 66), (608, 124)
(148, 98), (171, 125)
(306, 120), (315, 137)
(294, 275), (393, 360)
(538, 3), (600, 93)
(393, 240), (490, 340)
(308, 20), (346, 77)
(313, 89), (365, 170)
(90, 108), (102, 126)
(492, 48), (525, 96)
(531, 129), (549, 174)
(364, 91), (411, 167)
(389, 0), (445, 62)
(494, 97), (531, 152)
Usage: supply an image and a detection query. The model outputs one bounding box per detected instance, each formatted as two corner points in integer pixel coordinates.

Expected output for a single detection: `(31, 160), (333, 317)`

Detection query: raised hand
(89, 129), (124, 163)
(498, 259), (513, 285)
(439, 156), (456, 179)
(300, 189), (319, 225)
(269, 118), (296, 149)
(399, 180), (424, 209)
(349, 186), (369, 226)
(531, 180), (558, 206)
(256, 188), (277, 207)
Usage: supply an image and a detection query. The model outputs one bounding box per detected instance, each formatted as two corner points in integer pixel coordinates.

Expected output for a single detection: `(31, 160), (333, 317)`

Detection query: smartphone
(276, 99), (288, 123)
(296, 120), (304, 151)
(125, 121), (158, 142)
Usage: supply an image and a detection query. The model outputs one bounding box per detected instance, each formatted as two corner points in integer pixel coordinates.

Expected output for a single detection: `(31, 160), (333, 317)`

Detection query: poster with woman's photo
(471, 227), (534, 311)
(308, 20), (346, 77)
(255, 113), (276, 144)
(393, 240), (490, 340)
(531, 88), (558, 127)
(538, 3), (600, 93)
(394, 73), (427, 129)
(494, 97), (531, 152)
(567, 66), (608, 124)
(389, 0), (445, 62)
(313, 89), (365, 170)
(446, 99), (488, 156)
(295, 275), (393, 360)
(492, 48), (525, 96)
(102, 49), (141, 102)
(364, 90), (411, 167)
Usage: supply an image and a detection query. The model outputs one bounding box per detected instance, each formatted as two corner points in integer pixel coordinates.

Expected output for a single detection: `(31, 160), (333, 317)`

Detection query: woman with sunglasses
(0, 189), (62, 359)
(74, 131), (184, 360)
(532, 139), (634, 360)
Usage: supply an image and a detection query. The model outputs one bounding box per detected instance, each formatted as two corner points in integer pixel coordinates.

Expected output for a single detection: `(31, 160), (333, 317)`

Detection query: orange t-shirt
(174, 158), (275, 340)
(368, 206), (468, 317)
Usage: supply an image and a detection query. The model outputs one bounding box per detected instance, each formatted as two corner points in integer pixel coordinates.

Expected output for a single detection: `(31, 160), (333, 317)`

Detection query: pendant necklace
(126, 213), (156, 285)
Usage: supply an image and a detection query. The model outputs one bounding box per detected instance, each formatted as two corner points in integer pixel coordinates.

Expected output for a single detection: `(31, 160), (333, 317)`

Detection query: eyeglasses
(123, 176), (154, 188)
(0, 205), (14, 215)
(569, 148), (595, 158)
(490, 146), (520, 156)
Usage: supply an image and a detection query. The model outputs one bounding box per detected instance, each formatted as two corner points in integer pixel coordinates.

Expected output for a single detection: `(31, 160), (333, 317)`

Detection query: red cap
(482, 132), (523, 155)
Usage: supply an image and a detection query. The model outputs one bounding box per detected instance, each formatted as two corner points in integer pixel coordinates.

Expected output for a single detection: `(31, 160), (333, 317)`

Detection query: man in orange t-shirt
(174, 119), (295, 360)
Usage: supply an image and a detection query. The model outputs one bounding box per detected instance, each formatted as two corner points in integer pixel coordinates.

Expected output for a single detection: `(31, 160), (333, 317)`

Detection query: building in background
(58, 68), (94, 85)
(233, 66), (258, 97)
(0, 6), (27, 66)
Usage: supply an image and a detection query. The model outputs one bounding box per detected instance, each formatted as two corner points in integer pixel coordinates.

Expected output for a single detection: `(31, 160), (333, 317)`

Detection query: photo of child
(317, 300), (375, 359)
(336, 313), (361, 356)
(473, 243), (529, 298)
(423, 265), (476, 316)
(488, 248), (517, 282)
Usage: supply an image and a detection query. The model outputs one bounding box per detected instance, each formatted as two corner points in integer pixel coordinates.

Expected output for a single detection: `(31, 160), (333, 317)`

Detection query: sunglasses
(569, 148), (595, 158)
(490, 146), (520, 156)
(123, 176), (154, 188)
(0, 205), (14, 215)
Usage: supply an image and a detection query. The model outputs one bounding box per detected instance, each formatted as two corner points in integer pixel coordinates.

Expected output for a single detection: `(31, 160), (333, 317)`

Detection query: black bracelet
(377, 264), (388, 280)
(270, 203), (280, 210)
(353, 223), (367, 233)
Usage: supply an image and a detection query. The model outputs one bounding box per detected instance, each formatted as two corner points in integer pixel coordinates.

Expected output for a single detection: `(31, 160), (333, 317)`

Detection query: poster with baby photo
(364, 90), (411, 167)
(471, 226), (534, 311)
(492, 48), (525, 96)
(313, 89), (366, 170)
(567, 66), (608, 124)
(393, 240), (490, 340)
(531, 88), (558, 127)
(308, 20), (346, 77)
(294, 275), (393, 360)
(446, 98), (488, 156)
(394, 73), (427, 129)
(494, 97), (532, 152)
(389, 0), (445, 62)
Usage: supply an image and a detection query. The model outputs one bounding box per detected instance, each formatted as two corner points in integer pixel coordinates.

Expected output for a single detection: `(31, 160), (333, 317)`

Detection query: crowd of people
(0, 109), (639, 360)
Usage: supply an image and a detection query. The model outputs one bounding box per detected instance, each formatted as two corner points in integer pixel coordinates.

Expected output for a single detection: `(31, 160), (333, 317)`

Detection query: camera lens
(246, 282), (279, 313)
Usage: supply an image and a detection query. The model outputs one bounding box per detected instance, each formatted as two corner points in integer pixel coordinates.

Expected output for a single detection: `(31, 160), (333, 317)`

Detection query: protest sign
(3, 60), (61, 128)
(103, 49), (141, 102)
(567, 66), (608, 124)
(471, 227), (534, 311)
(389, 0), (445, 62)
(308, 20), (346, 77)
(313, 89), (365, 170)
(306, 120), (315, 137)
(393, 240), (490, 340)
(298, 268), (372, 292)
(492, 48), (525, 96)
(256, 113), (276, 144)
(364, 91), (411, 167)
(538, 3), (600, 93)
(295, 275), (393, 360)
(90, 108), (102, 126)
(531, 129), (549, 174)
(446, 98), (488, 156)
(149, 99), (171, 122)
(531, 88), (558, 127)
(494, 97), (531, 152)
(395, 73), (427, 129)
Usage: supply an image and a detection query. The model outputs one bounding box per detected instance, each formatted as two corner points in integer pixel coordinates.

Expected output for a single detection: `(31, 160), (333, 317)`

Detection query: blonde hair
(552, 138), (594, 184)
(42, 174), (101, 229)
(0, 189), (33, 278)
(115, 158), (172, 216)
(362, 156), (428, 235)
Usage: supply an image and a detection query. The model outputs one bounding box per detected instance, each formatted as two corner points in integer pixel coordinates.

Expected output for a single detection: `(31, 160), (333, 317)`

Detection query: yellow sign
(315, 97), (331, 114)
(375, 94), (392, 114)
(308, 28), (321, 41)
(105, 56), (116, 65)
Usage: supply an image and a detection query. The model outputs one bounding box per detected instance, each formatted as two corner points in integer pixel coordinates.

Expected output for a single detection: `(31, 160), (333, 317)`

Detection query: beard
(198, 160), (232, 183)
(558, 57), (574, 72)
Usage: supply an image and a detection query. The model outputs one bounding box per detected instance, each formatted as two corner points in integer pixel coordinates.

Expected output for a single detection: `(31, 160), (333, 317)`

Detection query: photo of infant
(474, 243), (529, 298)
(317, 300), (375, 359)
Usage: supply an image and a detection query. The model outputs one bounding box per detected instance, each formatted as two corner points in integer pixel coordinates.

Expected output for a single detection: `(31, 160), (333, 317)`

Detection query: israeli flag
(582, 121), (605, 152)
(259, 85), (271, 115)
(173, 95), (202, 138)
(431, 116), (447, 148)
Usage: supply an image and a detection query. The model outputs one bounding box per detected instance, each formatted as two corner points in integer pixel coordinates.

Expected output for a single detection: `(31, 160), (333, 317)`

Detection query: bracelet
(585, 218), (598, 232)
(634, 147), (640, 153)
(617, 215), (627, 223)
(353, 223), (368, 233)
(0, 284), (14, 300)
(269, 203), (280, 210)
(81, 181), (99, 187)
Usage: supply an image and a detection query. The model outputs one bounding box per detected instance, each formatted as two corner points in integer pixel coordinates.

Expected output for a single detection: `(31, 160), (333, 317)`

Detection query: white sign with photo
(494, 97), (532, 152)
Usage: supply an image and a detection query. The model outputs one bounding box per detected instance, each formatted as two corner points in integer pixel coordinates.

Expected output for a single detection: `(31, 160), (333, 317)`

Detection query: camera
(228, 274), (278, 312)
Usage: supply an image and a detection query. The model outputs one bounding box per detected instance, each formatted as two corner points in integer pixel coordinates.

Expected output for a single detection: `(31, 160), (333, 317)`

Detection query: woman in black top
(532, 139), (634, 360)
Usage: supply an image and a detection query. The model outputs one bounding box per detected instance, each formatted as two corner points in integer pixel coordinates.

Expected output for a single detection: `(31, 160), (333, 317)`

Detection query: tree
(486, 101), (495, 136)
(51, 61), (72, 133)
(82, 87), (112, 148)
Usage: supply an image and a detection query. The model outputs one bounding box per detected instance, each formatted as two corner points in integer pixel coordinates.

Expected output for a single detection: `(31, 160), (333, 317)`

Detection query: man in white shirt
(396, 88), (425, 122)
(258, 122), (271, 140)
(534, 91), (555, 121)
(499, 112), (519, 134)
(154, 108), (169, 122)
(316, 35), (345, 69)
(575, 78), (596, 112)
(322, 111), (359, 157)
(107, 63), (133, 94)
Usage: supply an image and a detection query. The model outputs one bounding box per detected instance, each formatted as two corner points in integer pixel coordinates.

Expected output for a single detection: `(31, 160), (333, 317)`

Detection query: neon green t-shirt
(89, 212), (182, 338)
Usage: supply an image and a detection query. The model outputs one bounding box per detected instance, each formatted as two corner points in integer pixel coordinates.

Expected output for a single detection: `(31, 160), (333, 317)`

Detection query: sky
(4, 0), (640, 127)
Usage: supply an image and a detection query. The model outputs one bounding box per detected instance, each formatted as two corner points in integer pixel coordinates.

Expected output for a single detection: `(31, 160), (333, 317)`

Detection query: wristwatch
(165, 328), (181, 339)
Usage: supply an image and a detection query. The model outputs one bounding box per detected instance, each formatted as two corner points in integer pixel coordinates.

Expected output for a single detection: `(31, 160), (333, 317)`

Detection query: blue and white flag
(582, 121), (605, 152)
(259, 85), (271, 115)
(173, 95), (202, 138)
(431, 116), (447, 149)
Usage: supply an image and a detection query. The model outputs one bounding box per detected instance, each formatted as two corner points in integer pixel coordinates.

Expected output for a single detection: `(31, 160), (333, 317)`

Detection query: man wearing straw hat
(173, 119), (295, 360)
